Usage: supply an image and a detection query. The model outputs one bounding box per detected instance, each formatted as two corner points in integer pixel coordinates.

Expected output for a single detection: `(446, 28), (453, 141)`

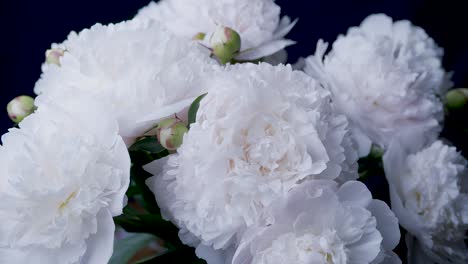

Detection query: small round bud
(445, 88), (468, 110)
(45, 48), (65, 65)
(210, 25), (241, 64)
(192, 32), (206, 41)
(7, 95), (35, 123)
(156, 118), (189, 151)
(369, 145), (384, 159)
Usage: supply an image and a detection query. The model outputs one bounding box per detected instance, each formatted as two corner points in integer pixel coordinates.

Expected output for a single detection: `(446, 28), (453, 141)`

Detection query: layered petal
(384, 137), (468, 263)
(135, 0), (296, 60)
(0, 94), (130, 263)
(145, 63), (359, 259)
(305, 14), (450, 155)
(34, 19), (218, 142)
(232, 181), (400, 264)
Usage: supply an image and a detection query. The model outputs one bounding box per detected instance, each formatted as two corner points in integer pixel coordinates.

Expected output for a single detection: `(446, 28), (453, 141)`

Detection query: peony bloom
(0, 94), (130, 264)
(144, 63), (358, 260)
(34, 19), (218, 143)
(232, 180), (401, 264)
(384, 137), (468, 264)
(135, 0), (296, 61)
(305, 14), (450, 156)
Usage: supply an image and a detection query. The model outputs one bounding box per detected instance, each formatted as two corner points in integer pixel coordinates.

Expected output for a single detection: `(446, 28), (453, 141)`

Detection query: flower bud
(369, 145), (384, 159)
(192, 32), (206, 41)
(445, 88), (468, 110)
(210, 25), (241, 64)
(7, 95), (35, 123)
(45, 48), (65, 65)
(156, 118), (189, 151)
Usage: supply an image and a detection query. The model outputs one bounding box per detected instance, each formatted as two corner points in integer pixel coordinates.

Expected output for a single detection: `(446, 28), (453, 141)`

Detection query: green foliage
(358, 145), (384, 181)
(109, 233), (156, 264)
(188, 93), (207, 126)
(129, 137), (166, 153)
(136, 246), (207, 264)
(111, 95), (210, 263)
(114, 212), (181, 247)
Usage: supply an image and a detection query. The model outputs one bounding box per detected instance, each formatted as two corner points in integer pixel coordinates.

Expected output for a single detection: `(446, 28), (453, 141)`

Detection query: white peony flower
(144, 63), (358, 258)
(384, 137), (468, 264)
(135, 0), (296, 61)
(34, 19), (218, 143)
(0, 94), (130, 264)
(305, 14), (450, 156)
(232, 180), (401, 264)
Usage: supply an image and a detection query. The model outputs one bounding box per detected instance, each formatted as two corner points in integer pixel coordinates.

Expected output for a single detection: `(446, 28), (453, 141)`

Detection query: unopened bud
(445, 88), (468, 110)
(7, 95), (35, 123)
(369, 145), (384, 159)
(156, 118), (189, 151)
(210, 25), (241, 64)
(192, 32), (206, 41)
(45, 48), (65, 65)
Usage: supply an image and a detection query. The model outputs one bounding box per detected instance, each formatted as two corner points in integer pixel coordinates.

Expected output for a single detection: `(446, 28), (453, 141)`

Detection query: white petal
(368, 200), (400, 250)
(80, 210), (116, 264)
(236, 39), (296, 61)
(144, 156), (175, 221)
(137, 97), (198, 128)
(273, 17), (298, 39)
(195, 244), (235, 264)
(107, 139), (131, 216)
(351, 127), (373, 157)
(337, 181), (373, 208)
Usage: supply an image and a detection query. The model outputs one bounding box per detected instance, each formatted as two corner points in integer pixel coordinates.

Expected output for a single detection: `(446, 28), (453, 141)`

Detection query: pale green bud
(156, 118), (189, 150)
(445, 88), (468, 110)
(192, 32), (206, 41)
(210, 25), (241, 64)
(369, 145), (384, 159)
(7, 95), (35, 123)
(45, 48), (65, 65)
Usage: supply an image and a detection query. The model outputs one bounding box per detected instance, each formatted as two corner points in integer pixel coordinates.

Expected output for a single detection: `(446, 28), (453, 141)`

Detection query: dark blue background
(1, 0), (467, 135)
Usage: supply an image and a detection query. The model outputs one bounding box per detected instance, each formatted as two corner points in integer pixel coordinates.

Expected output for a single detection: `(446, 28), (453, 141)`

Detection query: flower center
(239, 122), (291, 176)
(297, 230), (345, 264)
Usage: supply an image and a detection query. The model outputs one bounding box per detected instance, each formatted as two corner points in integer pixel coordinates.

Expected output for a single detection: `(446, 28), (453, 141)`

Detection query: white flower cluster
(300, 13), (467, 263)
(145, 63), (399, 263)
(1, 16), (219, 264)
(35, 19), (218, 144)
(135, 0), (296, 61)
(0, 94), (130, 263)
(2, 0), (466, 262)
(304, 14), (450, 156)
(384, 137), (468, 264)
(233, 180), (400, 264)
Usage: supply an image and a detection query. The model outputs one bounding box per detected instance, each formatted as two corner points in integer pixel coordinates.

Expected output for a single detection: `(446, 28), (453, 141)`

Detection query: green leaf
(129, 150), (170, 166)
(129, 166), (160, 214)
(129, 137), (165, 153)
(125, 185), (140, 197)
(109, 233), (156, 264)
(188, 93), (207, 126)
(114, 213), (182, 247)
(135, 245), (205, 264)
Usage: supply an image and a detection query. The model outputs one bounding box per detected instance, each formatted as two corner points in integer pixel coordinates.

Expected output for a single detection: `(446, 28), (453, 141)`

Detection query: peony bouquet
(1, 0), (467, 263)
